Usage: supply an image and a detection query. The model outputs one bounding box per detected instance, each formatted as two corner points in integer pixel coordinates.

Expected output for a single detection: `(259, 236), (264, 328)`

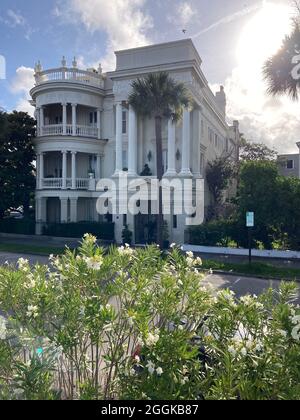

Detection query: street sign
(246, 212), (254, 228)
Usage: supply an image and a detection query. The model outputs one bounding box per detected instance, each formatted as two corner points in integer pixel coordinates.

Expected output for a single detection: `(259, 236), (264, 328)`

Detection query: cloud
(0, 9), (34, 40)
(10, 67), (35, 116)
(192, 2), (262, 38)
(168, 1), (196, 28)
(54, 0), (153, 71)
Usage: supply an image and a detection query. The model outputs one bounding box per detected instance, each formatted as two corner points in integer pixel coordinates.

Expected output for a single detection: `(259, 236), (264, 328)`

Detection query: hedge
(187, 220), (238, 247)
(0, 219), (36, 235)
(42, 222), (115, 241)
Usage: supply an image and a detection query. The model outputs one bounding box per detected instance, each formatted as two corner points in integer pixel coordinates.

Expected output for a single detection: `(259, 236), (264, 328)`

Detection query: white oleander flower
(0, 316), (7, 340)
(291, 315), (300, 325)
(241, 347), (247, 357)
(26, 305), (39, 319)
(146, 361), (155, 375)
(156, 367), (163, 376)
(17, 258), (30, 272)
(145, 332), (160, 347)
(83, 256), (103, 271)
(83, 233), (97, 244)
(181, 376), (189, 385)
(228, 346), (237, 358)
(186, 251), (194, 258)
(170, 243), (176, 248)
(292, 325), (300, 341)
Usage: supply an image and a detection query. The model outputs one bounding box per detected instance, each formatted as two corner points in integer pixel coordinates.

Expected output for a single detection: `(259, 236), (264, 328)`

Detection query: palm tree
(264, 24), (300, 100)
(128, 72), (191, 248)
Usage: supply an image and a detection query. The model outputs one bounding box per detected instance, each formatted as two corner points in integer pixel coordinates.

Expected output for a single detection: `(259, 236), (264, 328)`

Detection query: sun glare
(237, 1), (292, 70)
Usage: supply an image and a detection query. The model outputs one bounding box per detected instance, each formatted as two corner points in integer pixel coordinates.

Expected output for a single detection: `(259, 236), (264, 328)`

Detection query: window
(122, 111), (127, 134)
(287, 160), (294, 169)
(173, 215), (178, 229)
(200, 153), (205, 174)
(215, 134), (218, 148)
(89, 112), (93, 124)
(201, 120), (204, 136)
(163, 150), (168, 173)
(122, 150), (128, 170)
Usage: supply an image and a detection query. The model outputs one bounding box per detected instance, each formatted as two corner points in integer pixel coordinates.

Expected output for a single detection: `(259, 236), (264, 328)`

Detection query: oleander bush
(0, 235), (300, 400)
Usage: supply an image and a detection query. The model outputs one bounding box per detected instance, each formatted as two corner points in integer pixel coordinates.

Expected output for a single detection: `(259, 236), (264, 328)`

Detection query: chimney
(215, 85), (226, 116)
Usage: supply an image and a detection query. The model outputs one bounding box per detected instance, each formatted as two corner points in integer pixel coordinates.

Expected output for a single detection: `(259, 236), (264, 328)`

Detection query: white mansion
(30, 39), (241, 244)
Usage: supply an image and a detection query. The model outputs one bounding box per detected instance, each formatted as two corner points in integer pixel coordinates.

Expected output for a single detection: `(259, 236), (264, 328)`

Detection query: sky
(0, 0), (299, 153)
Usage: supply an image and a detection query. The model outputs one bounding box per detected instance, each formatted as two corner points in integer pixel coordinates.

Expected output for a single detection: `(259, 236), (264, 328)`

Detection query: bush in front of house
(0, 218), (36, 235)
(42, 222), (115, 241)
(0, 235), (300, 400)
(187, 220), (239, 248)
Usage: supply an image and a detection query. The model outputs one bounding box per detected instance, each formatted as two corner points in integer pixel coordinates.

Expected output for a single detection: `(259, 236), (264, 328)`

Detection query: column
(60, 198), (68, 223)
(97, 109), (101, 140)
(180, 108), (192, 177)
(70, 198), (78, 223)
(36, 154), (40, 188)
(96, 154), (101, 180)
(40, 107), (44, 136)
(62, 103), (67, 135)
(39, 152), (44, 190)
(194, 109), (202, 178)
(164, 118), (177, 177)
(114, 101), (123, 175)
(128, 105), (138, 176)
(62, 151), (67, 190)
(71, 104), (77, 136)
(71, 151), (77, 190)
(36, 108), (40, 136)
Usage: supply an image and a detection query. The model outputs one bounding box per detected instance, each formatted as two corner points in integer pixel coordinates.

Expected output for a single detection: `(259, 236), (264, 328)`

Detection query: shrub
(42, 222), (115, 241)
(0, 218), (35, 235)
(187, 220), (237, 247)
(0, 236), (300, 400)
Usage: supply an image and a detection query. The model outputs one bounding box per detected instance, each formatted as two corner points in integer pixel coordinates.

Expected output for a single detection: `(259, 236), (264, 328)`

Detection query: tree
(206, 154), (236, 220)
(0, 111), (36, 219)
(239, 138), (277, 161)
(128, 72), (191, 247)
(264, 21), (300, 100)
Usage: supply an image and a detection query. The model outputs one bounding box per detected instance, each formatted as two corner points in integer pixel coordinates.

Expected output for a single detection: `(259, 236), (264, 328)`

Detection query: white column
(164, 118), (177, 177)
(128, 105), (138, 176)
(96, 154), (101, 180)
(97, 109), (101, 140)
(114, 101), (123, 175)
(62, 103), (67, 135)
(70, 198), (78, 223)
(60, 198), (68, 223)
(194, 109), (202, 178)
(40, 107), (44, 136)
(180, 108), (192, 177)
(36, 108), (40, 136)
(71, 151), (77, 190)
(36, 154), (40, 188)
(39, 152), (44, 189)
(71, 104), (77, 136)
(62, 151), (67, 190)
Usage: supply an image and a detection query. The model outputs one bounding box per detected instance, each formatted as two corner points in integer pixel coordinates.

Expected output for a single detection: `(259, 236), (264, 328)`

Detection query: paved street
(0, 251), (299, 302)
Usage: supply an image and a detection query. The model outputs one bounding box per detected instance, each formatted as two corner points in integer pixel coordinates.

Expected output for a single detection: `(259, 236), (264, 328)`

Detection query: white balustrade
(41, 124), (98, 138)
(41, 178), (90, 190)
(35, 68), (104, 88)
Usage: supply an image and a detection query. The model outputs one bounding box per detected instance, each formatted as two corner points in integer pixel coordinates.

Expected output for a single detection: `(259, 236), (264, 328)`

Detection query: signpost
(246, 212), (254, 264)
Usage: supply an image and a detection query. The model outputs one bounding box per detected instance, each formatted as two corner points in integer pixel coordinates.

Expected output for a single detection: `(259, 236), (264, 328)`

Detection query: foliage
(187, 220), (237, 247)
(0, 236), (300, 400)
(264, 22), (300, 100)
(42, 222), (115, 241)
(239, 138), (277, 161)
(206, 155), (236, 219)
(0, 111), (36, 219)
(0, 218), (36, 235)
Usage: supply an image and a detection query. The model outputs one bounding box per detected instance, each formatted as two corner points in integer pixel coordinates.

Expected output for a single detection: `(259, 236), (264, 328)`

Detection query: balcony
(40, 124), (99, 139)
(34, 67), (104, 89)
(41, 178), (90, 190)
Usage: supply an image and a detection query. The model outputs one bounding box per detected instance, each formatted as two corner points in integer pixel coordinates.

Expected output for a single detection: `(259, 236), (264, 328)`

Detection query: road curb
(206, 269), (300, 283)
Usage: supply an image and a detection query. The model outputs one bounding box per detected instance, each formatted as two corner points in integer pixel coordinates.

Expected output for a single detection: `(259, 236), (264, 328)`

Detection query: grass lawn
(0, 243), (67, 256)
(202, 259), (300, 281)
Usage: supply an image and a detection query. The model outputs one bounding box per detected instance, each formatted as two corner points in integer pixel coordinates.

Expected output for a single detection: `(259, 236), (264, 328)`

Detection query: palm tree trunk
(155, 116), (164, 249)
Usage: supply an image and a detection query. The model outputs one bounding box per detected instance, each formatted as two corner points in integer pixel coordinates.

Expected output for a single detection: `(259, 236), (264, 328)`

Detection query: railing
(42, 178), (63, 189)
(40, 125), (98, 139)
(42, 178), (90, 190)
(35, 68), (104, 88)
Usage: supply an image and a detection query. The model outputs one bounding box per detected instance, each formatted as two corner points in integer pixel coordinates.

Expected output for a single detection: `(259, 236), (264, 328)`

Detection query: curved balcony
(42, 178), (90, 190)
(40, 124), (99, 139)
(34, 67), (104, 89)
